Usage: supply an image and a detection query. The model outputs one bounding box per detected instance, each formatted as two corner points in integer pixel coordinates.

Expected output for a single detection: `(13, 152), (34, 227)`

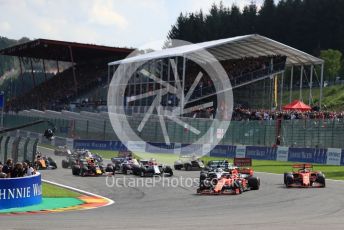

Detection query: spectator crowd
(0, 159), (36, 179)
(231, 105), (344, 121)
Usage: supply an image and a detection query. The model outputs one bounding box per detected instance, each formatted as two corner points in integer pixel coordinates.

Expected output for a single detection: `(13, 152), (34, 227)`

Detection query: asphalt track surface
(1, 147), (344, 230)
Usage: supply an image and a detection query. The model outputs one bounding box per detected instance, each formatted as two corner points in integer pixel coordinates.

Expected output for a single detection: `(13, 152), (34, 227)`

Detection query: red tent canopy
(283, 100), (311, 111)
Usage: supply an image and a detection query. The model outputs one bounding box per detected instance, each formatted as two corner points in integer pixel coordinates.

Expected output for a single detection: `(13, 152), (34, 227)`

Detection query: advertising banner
(288, 148), (326, 163)
(235, 145), (246, 158)
(0, 173), (42, 209)
(145, 142), (177, 154)
(127, 141), (146, 152)
(180, 144), (203, 155)
(326, 148), (342, 165)
(209, 145), (236, 158)
(246, 146), (276, 160)
(74, 140), (113, 150)
(276, 146), (289, 161)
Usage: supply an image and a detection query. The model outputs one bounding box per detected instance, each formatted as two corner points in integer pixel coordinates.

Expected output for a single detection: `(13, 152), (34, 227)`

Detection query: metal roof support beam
(319, 63), (324, 109)
(29, 58), (36, 87)
(289, 65), (294, 103)
(56, 60), (60, 74)
(68, 46), (78, 94)
(180, 56), (186, 115)
(299, 65), (304, 101)
(42, 59), (47, 82)
(107, 65), (110, 86)
(280, 71), (284, 111)
(18, 57), (24, 92)
(309, 65), (314, 105)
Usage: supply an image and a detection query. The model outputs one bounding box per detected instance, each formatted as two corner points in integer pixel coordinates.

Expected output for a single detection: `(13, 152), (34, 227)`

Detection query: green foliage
(167, 0), (344, 56)
(282, 84), (344, 110)
(320, 49), (342, 81)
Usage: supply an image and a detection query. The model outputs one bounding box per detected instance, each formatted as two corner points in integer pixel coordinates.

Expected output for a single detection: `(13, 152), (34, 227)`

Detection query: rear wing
(234, 158), (252, 167)
(292, 163), (313, 169)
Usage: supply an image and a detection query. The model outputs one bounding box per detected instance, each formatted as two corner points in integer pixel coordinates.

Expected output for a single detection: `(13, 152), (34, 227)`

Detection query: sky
(0, 0), (265, 49)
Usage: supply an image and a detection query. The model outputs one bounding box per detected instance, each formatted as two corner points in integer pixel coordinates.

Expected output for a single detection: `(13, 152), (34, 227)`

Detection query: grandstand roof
(0, 39), (133, 63)
(109, 34), (323, 66)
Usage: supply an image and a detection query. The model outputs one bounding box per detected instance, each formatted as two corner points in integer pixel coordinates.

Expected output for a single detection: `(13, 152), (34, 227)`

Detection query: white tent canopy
(109, 34), (323, 66)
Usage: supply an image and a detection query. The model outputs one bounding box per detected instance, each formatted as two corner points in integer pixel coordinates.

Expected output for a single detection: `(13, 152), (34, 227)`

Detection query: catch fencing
(4, 113), (344, 149)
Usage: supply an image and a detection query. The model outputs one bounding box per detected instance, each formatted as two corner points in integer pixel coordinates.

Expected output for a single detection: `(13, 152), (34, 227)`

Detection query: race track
(1, 147), (344, 230)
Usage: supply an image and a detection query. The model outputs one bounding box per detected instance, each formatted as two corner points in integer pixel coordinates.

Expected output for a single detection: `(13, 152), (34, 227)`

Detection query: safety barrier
(0, 173), (42, 209)
(6, 113), (344, 149)
(10, 130), (344, 166)
(71, 139), (344, 166)
(0, 134), (38, 164)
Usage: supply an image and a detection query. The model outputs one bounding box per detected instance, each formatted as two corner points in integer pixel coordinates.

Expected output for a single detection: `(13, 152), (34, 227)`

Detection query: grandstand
(0, 39), (134, 112)
(2, 34), (337, 148)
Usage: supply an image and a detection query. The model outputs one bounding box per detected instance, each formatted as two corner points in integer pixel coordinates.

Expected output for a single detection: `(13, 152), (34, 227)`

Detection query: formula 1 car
(54, 146), (72, 156)
(62, 149), (103, 168)
(72, 157), (105, 176)
(197, 158), (259, 195)
(111, 157), (140, 174)
(174, 155), (205, 171)
(35, 154), (57, 170)
(284, 164), (326, 188)
(133, 159), (173, 177)
(111, 157), (126, 171)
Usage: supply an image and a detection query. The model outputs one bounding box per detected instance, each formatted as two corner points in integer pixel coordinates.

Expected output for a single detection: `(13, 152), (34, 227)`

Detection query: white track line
(42, 179), (115, 208)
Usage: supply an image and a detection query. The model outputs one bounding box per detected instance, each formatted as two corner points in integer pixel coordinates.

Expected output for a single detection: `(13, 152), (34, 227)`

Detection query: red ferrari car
(197, 158), (260, 195)
(284, 164), (326, 188)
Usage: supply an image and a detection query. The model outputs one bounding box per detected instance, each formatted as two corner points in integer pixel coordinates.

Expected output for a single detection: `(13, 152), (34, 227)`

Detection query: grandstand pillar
(29, 58), (36, 87)
(160, 60), (163, 106)
(279, 71), (284, 110)
(68, 46), (78, 94)
(42, 59), (47, 81)
(309, 65), (314, 105)
(289, 65), (294, 103)
(319, 63), (324, 109)
(56, 60), (60, 74)
(299, 65), (304, 100)
(180, 56), (186, 114)
(18, 57), (24, 91)
(107, 65), (110, 86)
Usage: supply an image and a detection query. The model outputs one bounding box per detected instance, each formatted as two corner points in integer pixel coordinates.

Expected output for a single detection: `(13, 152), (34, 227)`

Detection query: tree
(320, 49), (342, 81)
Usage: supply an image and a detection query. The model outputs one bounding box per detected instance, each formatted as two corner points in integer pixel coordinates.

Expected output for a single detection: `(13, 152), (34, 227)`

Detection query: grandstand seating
(7, 55), (286, 114)
(7, 62), (108, 112)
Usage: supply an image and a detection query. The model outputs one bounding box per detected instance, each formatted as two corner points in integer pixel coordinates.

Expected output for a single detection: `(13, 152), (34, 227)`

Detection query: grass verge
(39, 144), (344, 180)
(42, 182), (80, 198)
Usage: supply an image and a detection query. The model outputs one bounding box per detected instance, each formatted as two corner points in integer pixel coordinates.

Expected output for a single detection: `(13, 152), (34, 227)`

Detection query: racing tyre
(184, 164), (191, 171)
(62, 160), (69, 168)
(283, 173), (290, 185)
(140, 170), (145, 177)
(80, 167), (88, 177)
(316, 173), (326, 187)
(248, 176), (260, 190)
(174, 165), (182, 170)
(285, 174), (294, 187)
(72, 165), (80, 176)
